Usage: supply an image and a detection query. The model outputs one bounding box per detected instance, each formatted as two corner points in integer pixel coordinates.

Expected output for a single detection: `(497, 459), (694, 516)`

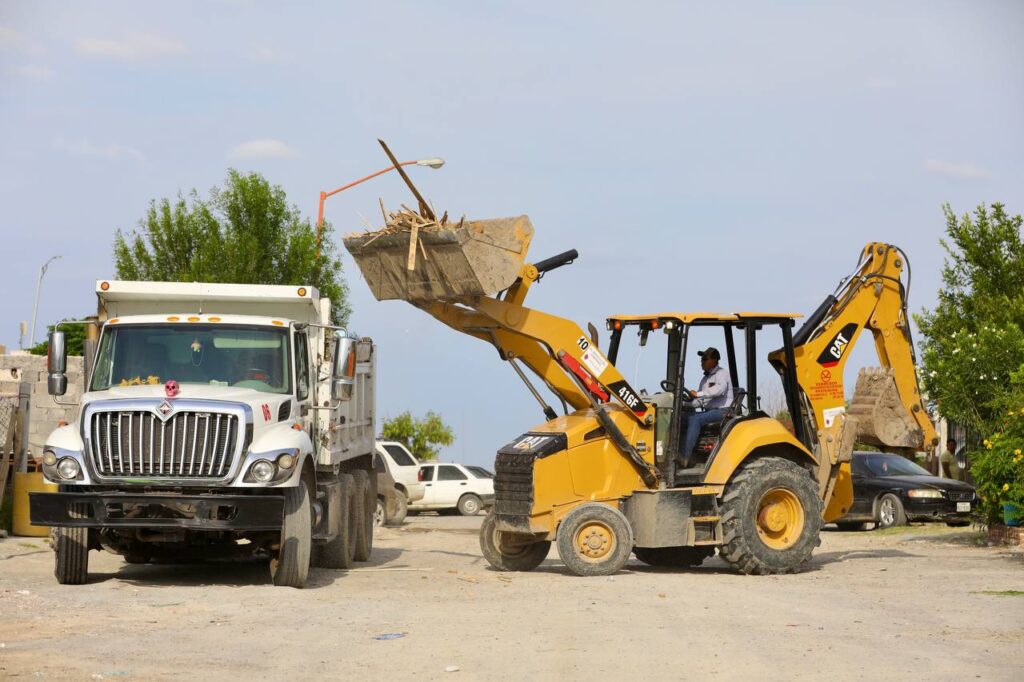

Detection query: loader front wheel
(556, 503), (634, 577)
(719, 457), (821, 575)
(480, 511), (550, 571)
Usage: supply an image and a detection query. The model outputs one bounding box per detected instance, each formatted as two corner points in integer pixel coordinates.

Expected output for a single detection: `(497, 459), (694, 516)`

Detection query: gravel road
(1, 517), (1021, 680)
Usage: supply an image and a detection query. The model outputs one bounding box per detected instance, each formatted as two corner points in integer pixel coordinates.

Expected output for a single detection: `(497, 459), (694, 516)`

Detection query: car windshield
(857, 453), (931, 477)
(90, 324), (291, 395)
(467, 466), (494, 479)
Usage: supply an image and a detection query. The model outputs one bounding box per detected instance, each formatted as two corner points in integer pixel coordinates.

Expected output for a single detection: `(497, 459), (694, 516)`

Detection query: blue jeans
(681, 408), (727, 464)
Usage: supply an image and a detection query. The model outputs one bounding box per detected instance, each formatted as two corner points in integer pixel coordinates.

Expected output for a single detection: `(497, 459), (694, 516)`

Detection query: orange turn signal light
(100, 281), (110, 291)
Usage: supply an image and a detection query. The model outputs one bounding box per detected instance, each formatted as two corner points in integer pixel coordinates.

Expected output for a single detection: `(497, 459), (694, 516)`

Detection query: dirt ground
(1, 517), (1021, 681)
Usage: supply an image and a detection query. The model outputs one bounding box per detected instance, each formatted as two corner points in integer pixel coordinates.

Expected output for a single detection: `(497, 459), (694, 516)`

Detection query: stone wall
(0, 354), (85, 458)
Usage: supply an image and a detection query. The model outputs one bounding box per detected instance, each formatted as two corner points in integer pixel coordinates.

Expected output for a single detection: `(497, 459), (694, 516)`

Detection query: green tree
(916, 203), (1024, 430)
(113, 169), (350, 325)
(28, 318), (89, 356)
(381, 411), (455, 461)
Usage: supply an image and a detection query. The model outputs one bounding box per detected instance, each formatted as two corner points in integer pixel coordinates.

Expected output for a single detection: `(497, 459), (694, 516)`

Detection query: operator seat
(691, 388), (748, 461)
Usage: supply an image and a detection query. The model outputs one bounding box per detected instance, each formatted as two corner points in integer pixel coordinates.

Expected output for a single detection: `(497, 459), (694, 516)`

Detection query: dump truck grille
(946, 490), (975, 502)
(88, 410), (242, 479)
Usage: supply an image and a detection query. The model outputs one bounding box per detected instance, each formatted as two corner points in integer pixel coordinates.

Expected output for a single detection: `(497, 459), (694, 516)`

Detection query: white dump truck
(30, 280), (375, 588)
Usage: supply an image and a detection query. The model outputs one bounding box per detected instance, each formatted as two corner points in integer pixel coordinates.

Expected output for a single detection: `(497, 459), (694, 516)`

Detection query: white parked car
(375, 441), (425, 503)
(411, 462), (495, 516)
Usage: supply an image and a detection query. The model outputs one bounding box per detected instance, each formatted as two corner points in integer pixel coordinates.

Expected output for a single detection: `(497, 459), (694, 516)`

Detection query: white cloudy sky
(1, 1), (1022, 464)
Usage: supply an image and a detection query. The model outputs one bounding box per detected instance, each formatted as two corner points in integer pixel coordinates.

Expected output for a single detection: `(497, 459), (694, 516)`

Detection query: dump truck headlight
(56, 457), (81, 480)
(277, 453), (295, 470)
(250, 460), (276, 483)
(42, 449), (58, 466)
(907, 489), (943, 499)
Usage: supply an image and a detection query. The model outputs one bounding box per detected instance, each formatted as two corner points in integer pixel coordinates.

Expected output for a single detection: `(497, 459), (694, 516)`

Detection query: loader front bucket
(847, 367), (924, 449)
(343, 216), (534, 302)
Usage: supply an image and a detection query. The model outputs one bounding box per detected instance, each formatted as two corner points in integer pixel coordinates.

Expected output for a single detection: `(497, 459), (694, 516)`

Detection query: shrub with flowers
(970, 407), (1024, 522)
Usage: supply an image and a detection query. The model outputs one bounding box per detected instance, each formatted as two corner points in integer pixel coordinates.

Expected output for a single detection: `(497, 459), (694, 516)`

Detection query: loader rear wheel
(480, 511), (550, 571)
(53, 525), (89, 585)
(352, 470), (374, 561)
(634, 546), (714, 568)
(270, 482), (312, 588)
(556, 503), (634, 577)
(719, 457), (821, 575)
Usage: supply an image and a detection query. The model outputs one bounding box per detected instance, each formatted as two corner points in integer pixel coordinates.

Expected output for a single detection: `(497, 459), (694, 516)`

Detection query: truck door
(419, 465), (436, 505)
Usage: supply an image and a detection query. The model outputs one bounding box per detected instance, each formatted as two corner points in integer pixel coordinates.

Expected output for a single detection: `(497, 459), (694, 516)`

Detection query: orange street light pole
(316, 157), (444, 257)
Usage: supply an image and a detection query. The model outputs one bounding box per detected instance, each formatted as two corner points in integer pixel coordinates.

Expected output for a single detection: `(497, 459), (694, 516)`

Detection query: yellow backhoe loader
(345, 216), (937, 576)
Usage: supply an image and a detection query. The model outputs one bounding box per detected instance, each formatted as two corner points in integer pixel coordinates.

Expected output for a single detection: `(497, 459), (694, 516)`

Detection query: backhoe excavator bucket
(343, 216), (534, 302)
(848, 367), (924, 449)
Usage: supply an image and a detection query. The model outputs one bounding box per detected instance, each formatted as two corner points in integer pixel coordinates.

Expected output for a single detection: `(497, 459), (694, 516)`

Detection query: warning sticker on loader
(822, 406), (846, 428)
(577, 336), (609, 377)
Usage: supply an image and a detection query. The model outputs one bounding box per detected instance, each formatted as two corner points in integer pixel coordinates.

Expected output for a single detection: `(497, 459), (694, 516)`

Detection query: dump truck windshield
(90, 324), (292, 395)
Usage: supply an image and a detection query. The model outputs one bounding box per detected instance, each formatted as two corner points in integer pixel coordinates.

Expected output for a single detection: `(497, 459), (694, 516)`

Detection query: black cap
(698, 347), (721, 360)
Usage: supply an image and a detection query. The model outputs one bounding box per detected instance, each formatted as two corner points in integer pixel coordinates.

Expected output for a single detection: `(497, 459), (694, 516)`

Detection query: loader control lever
(534, 249), (579, 277)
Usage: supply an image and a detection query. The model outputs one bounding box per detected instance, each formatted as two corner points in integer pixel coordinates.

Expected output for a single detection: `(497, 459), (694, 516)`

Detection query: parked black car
(835, 451), (977, 530)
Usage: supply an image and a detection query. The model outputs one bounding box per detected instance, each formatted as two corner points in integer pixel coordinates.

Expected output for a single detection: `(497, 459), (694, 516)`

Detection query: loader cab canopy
(605, 312), (810, 450)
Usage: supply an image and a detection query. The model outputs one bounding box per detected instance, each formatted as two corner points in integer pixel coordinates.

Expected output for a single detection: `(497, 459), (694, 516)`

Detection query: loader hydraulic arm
(770, 243), (938, 518)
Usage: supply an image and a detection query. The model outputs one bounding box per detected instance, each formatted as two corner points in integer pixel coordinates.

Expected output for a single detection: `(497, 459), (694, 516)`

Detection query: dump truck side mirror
(331, 336), (356, 402)
(47, 330), (68, 396)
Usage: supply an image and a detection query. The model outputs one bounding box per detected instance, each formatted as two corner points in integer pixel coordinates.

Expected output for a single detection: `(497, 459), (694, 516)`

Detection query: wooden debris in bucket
(350, 204), (465, 271)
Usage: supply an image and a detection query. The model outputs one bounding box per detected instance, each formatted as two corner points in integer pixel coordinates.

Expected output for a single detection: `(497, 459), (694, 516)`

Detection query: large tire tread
(718, 457), (822, 576)
(54, 525), (89, 585)
(479, 511), (550, 571)
(318, 474), (357, 569)
(270, 483), (312, 588)
(352, 469), (374, 561)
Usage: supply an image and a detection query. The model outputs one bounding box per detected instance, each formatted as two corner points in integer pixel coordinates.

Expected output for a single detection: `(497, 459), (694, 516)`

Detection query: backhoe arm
(771, 242), (938, 519)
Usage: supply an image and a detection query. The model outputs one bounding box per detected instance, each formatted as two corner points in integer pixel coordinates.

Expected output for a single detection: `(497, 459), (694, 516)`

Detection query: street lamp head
(416, 158), (445, 169)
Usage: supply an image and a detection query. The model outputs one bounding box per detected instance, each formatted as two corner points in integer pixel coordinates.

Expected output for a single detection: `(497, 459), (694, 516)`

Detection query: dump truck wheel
(480, 511), (550, 571)
(876, 493), (906, 528)
(352, 470), (374, 561)
(54, 525), (89, 585)
(386, 493), (408, 526)
(270, 482), (312, 587)
(719, 457), (821, 575)
(458, 494), (483, 516)
(633, 546), (714, 568)
(374, 498), (387, 527)
(556, 503), (634, 577)
(318, 474), (357, 570)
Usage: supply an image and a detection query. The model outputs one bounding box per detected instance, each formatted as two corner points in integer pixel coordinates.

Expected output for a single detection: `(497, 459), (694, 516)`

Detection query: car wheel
(374, 498), (387, 528)
(458, 494), (483, 516)
(876, 493), (907, 529)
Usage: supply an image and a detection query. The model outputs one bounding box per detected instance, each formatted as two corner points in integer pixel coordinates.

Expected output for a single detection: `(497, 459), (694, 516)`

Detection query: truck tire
(633, 546), (714, 568)
(555, 503), (634, 577)
(53, 525), (89, 585)
(352, 469), (374, 561)
(270, 482), (312, 588)
(318, 474), (357, 569)
(458, 493), (483, 516)
(479, 511), (550, 571)
(876, 493), (907, 529)
(386, 493), (408, 526)
(719, 457), (822, 575)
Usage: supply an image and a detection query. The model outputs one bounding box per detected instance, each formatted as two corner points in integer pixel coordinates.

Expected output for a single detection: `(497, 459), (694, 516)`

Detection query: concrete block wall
(0, 354), (84, 457)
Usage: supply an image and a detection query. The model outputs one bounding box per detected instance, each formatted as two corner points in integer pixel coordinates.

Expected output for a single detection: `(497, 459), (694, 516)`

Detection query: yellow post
(12, 471), (57, 537)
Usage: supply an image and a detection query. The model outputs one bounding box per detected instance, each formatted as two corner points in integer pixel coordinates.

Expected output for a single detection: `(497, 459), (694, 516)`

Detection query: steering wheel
(242, 367), (273, 383)
(660, 380), (675, 393)
(678, 386), (696, 401)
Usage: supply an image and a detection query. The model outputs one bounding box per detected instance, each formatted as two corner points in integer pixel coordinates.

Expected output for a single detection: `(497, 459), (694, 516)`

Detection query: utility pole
(30, 255), (61, 346)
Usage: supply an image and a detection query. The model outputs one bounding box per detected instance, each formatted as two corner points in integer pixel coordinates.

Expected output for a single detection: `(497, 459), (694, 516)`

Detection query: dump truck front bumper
(29, 492), (284, 531)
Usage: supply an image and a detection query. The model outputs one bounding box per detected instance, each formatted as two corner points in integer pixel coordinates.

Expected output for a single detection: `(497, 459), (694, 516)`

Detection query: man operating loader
(678, 347), (734, 468)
